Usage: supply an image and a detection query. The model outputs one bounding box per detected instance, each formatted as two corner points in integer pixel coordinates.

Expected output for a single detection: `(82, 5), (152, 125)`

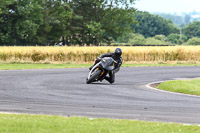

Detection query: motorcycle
(86, 57), (117, 84)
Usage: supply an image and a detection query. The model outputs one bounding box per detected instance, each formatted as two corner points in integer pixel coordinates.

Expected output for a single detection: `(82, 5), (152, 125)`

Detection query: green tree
(103, 8), (136, 45)
(132, 11), (179, 38)
(0, 0), (16, 45)
(0, 0), (43, 45)
(167, 33), (187, 44)
(66, 0), (105, 45)
(68, 0), (136, 45)
(183, 21), (200, 39)
(0, 0), (137, 46)
(36, 0), (72, 45)
(116, 32), (133, 43)
(15, 0), (43, 45)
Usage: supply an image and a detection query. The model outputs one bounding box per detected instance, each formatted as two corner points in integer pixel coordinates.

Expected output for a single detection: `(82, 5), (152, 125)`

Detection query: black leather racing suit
(91, 53), (123, 83)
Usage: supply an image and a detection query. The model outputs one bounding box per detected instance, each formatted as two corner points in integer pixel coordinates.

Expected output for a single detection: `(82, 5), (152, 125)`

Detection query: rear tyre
(86, 69), (101, 84)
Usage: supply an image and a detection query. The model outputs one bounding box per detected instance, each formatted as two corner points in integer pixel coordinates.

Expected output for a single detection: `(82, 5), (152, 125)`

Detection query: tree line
(0, 0), (136, 46)
(1, 0), (200, 46)
(116, 11), (200, 45)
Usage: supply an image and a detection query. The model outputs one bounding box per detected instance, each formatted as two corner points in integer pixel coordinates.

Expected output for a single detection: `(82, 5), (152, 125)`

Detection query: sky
(134, 0), (200, 14)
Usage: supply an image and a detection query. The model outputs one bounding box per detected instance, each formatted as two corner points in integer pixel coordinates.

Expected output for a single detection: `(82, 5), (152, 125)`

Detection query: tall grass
(1, 46), (200, 63)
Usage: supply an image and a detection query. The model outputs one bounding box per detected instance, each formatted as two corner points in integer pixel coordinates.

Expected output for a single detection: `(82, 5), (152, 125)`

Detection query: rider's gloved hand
(89, 57), (102, 70)
(96, 57), (101, 63)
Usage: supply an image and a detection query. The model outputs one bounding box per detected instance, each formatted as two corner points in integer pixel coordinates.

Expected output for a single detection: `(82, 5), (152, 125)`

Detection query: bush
(167, 34), (180, 44)
(154, 35), (168, 41)
(110, 43), (132, 46)
(187, 37), (200, 45)
(128, 34), (171, 45)
(145, 37), (171, 45)
(128, 34), (146, 44)
(167, 33), (187, 44)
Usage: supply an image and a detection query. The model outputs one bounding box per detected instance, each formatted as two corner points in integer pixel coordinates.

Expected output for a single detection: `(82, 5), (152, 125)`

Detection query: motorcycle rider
(89, 48), (123, 84)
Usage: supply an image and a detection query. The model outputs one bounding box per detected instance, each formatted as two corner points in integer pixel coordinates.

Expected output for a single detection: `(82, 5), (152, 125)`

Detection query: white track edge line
(146, 78), (200, 98)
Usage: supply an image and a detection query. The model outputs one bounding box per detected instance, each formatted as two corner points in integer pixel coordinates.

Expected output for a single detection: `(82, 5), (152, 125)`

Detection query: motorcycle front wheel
(86, 69), (102, 84)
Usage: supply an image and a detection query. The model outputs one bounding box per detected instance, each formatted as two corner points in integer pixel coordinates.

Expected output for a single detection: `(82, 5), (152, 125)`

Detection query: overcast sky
(134, 0), (200, 14)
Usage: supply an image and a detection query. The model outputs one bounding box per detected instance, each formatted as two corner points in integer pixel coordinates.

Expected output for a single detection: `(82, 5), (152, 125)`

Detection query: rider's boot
(104, 76), (114, 84)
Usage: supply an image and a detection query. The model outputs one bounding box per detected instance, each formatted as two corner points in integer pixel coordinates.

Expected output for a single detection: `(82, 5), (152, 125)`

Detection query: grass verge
(1, 63), (200, 70)
(122, 63), (200, 67)
(0, 63), (92, 70)
(0, 114), (200, 133)
(157, 79), (200, 96)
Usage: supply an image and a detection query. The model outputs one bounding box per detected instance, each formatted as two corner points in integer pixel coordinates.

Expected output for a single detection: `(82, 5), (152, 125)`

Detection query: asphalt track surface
(0, 66), (200, 124)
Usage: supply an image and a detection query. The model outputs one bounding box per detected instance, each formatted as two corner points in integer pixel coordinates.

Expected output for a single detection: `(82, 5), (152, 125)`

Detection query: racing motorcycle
(86, 57), (117, 84)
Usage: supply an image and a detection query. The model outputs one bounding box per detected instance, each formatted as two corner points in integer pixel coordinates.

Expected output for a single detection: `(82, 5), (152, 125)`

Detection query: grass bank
(157, 79), (200, 96)
(0, 63), (92, 70)
(1, 63), (200, 70)
(0, 114), (200, 133)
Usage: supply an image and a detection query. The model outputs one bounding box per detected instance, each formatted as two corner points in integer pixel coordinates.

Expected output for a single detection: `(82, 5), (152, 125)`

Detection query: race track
(0, 66), (200, 124)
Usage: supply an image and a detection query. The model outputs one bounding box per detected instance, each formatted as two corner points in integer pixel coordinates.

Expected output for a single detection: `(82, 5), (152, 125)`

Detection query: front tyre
(86, 69), (101, 84)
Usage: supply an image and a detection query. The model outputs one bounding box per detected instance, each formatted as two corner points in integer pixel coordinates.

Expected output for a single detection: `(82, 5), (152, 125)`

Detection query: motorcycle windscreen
(101, 58), (115, 71)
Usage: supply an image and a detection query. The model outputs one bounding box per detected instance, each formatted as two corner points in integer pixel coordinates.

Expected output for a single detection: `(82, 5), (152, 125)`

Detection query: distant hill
(153, 11), (200, 28)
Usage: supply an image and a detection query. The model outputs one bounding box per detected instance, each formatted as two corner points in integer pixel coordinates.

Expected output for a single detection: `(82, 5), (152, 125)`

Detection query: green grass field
(0, 63), (92, 70)
(0, 114), (200, 133)
(157, 79), (200, 96)
(1, 63), (200, 70)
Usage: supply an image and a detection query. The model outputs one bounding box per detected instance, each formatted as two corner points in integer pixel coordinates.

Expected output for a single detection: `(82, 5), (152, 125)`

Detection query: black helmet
(114, 48), (122, 57)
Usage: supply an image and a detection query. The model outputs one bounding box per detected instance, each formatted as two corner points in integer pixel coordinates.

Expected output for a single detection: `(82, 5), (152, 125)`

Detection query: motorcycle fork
(96, 65), (106, 80)
(99, 71), (107, 81)
(96, 67), (104, 75)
